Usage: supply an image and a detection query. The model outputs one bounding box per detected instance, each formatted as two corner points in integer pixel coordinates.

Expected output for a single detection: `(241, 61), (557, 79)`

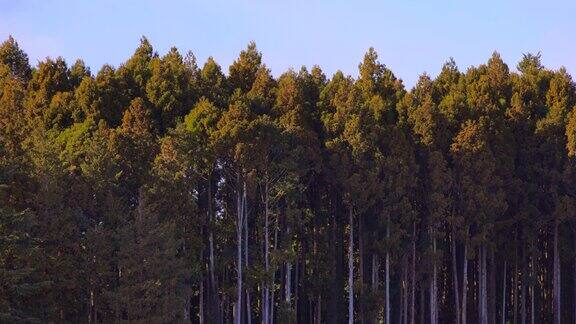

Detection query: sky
(1, 0), (575, 87)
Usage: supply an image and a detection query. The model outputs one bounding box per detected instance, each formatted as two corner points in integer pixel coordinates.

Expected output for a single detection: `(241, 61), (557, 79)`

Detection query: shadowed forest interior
(2, 35), (576, 323)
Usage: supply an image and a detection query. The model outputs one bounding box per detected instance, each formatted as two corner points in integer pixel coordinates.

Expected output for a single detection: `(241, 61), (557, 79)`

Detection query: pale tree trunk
(89, 289), (95, 324)
(285, 213), (292, 310)
(513, 262), (518, 324)
(483, 247), (488, 324)
(385, 222), (391, 324)
(286, 261), (292, 306)
(462, 241), (468, 324)
(235, 180), (243, 324)
(530, 284), (534, 324)
(263, 176), (270, 324)
(208, 177), (220, 323)
(372, 254), (379, 324)
(403, 263), (408, 324)
(199, 277), (205, 323)
(420, 285), (424, 324)
(244, 184), (252, 324)
(411, 222), (416, 324)
(399, 269), (404, 324)
(270, 217), (279, 323)
(295, 256), (299, 319)
(452, 234), (460, 324)
(359, 217), (365, 324)
(430, 234), (438, 324)
(553, 221), (561, 324)
(478, 248), (483, 324)
(502, 260), (506, 324)
(530, 256), (534, 324)
(348, 207), (354, 324)
(521, 276), (526, 324)
(490, 251), (496, 324)
(478, 246), (487, 324)
(315, 294), (322, 324)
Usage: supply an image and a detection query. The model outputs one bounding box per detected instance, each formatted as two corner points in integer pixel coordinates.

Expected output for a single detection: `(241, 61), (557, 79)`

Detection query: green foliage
(2, 36), (576, 323)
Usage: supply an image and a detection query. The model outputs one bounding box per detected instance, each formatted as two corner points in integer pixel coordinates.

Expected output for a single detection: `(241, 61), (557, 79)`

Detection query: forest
(1, 35), (576, 324)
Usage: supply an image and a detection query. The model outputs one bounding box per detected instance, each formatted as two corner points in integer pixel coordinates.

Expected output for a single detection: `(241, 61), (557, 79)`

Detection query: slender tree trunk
(489, 250), (496, 324)
(431, 235), (437, 324)
(462, 241), (468, 324)
(403, 262), (409, 324)
(372, 254), (379, 324)
(478, 246), (487, 324)
(244, 185), (252, 324)
(386, 222), (391, 324)
(286, 262), (292, 305)
(553, 221), (561, 324)
(478, 247), (483, 324)
(530, 283), (535, 324)
(271, 217), (279, 324)
(514, 260), (518, 324)
(420, 284), (425, 324)
(235, 180), (243, 324)
(372, 254), (379, 291)
(263, 176), (270, 324)
(348, 207), (354, 324)
(452, 234), (460, 324)
(502, 260), (507, 324)
(411, 222), (416, 324)
(208, 177), (220, 324)
(295, 255), (300, 320)
(89, 289), (95, 324)
(521, 275), (526, 324)
(400, 268), (405, 324)
(359, 217), (365, 324)
(200, 277), (205, 323)
(315, 294), (322, 324)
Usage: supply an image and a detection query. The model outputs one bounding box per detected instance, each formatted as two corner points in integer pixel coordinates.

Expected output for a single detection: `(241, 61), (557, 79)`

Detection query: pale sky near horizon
(1, 0), (574, 87)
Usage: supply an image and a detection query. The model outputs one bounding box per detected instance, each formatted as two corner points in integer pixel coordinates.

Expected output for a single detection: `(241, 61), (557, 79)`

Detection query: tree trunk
(513, 261), (518, 324)
(489, 250), (496, 324)
(348, 207), (354, 324)
(530, 283), (534, 324)
(403, 262), (408, 324)
(200, 276), (205, 323)
(286, 262), (292, 304)
(420, 283), (425, 324)
(521, 275), (526, 324)
(553, 221), (561, 324)
(411, 222), (416, 324)
(386, 222), (391, 324)
(359, 216), (365, 324)
(431, 235), (437, 324)
(452, 234), (460, 324)
(315, 294), (322, 324)
(244, 185), (252, 324)
(271, 217), (279, 324)
(478, 248), (483, 324)
(208, 176), (220, 324)
(263, 176), (270, 324)
(502, 260), (506, 324)
(462, 241), (468, 324)
(483, 247), (488, 324)
(372, 254), (379, 324)
(235, 180), (243, 324)
(400, 268), (405, 324)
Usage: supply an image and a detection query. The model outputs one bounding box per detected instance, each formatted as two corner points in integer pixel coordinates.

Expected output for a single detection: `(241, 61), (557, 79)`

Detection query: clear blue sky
(1, 0), (574, 87)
